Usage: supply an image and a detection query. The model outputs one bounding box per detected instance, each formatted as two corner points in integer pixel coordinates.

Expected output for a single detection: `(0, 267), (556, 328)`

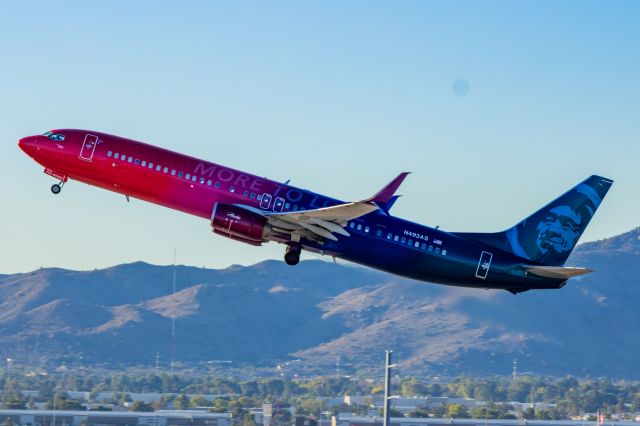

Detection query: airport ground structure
(332, 417), (635, 426)
(0, 411), (637, 426)
(0, 410), (231, 426)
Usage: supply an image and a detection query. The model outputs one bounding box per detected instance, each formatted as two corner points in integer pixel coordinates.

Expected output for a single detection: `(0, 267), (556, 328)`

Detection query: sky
(1, 1), (638, 273)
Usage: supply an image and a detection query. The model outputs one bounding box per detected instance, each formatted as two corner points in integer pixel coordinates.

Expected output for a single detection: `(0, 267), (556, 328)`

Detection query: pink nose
(18, 136), (38, 154)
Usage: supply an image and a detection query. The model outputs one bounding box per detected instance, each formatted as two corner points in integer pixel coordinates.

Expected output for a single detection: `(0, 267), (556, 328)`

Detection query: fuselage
(18, 129), (567, 293)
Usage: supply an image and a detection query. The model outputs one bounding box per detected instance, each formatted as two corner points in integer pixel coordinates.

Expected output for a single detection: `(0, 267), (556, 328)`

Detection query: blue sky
(1, 1), (638, 273)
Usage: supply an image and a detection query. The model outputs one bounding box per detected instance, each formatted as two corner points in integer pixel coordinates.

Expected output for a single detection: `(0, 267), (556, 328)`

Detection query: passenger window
(414, 241), (420, 248)
(135, 159), (140, 165)
(376, 230), (382, 237)
(250, 193), (256, 199)
(178, 172), (184, 177)
(243, 191), (249, 197)
(357, 224), (362, 231)
(207, 180), (212, 186)
(114, 153), (119, 159)
(364, 226), (370, 233)
(293, 205), (299, 211)
(163, 167), (169, 173)
(171, 170), (176, 176)
(148, 163), (153, 169)
(156, 165), (161, 171)
(142, 161), (147, 167)
(442, 249), (447, 256)
(230, 186), (235, 192)
(349, 222), (355, 228)
(107, 151), (113, 157)
(127, 157), (132, 163)
(186, 174), (191, 180)
(192, 176), (197, 182)
(428, 245), (433, 252)
(401, 237), (406, 243)
(199, 177), (205, 184)
(435, 247), (441, 254)
(394, 235), (399, 241)
(408, 239), (413, 245)
(285, 202), (290, 208)
(387, 233), (392, 239)
(421, 243), (427, 250)
(215, 182), (221, 188)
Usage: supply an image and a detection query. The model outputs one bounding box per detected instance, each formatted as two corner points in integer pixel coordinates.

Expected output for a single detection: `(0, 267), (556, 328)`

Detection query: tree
(174, 394), (190, 410)
(2, 379), (25, 409)
(210, 398), (229, 413)
(407, 408), (430, 418)
(402, 378), (428, 397)
(377, 408), (403, 418)
(242, 413), (257, 426)
(190, 396), (211, 408)
(45, 392), (85, 411)
(295, 397), (325, 416)
(446, 404), (469, 419)
(131, 401), (154, 412)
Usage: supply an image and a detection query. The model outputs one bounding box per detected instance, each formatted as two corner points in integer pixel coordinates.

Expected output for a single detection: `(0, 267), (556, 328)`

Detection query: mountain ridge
(0, 228), (638, 376)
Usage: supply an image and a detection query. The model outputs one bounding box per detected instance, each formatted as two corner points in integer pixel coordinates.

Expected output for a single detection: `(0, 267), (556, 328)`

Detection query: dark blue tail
(456, 175), (613, 266)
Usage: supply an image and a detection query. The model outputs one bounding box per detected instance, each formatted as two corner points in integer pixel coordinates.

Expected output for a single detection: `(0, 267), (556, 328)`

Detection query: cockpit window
(42, 132), (65, 141)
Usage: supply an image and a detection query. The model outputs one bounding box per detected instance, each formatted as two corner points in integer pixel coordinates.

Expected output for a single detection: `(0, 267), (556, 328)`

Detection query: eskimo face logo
(535, 205), (581, 254)
(504, 181), (606, 264)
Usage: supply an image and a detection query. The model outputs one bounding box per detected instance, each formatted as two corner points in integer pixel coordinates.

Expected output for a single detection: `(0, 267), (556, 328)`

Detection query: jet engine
(211, 203), (271, 246)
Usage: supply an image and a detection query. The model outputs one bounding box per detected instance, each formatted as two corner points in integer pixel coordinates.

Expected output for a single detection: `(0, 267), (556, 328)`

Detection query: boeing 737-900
(19, 130), (613, 294)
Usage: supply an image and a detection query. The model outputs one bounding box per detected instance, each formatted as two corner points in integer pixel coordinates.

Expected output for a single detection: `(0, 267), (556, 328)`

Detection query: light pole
(52, 387), (61, 426)
(383, 351), (397, 426)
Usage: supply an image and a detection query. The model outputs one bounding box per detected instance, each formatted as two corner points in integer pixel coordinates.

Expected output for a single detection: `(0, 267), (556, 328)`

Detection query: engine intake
(211, 203), (270, 246)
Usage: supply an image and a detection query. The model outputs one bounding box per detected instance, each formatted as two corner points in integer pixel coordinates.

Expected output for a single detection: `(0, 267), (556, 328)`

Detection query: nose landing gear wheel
(284, 243), (301, 266)
(51, 184), (62, 194)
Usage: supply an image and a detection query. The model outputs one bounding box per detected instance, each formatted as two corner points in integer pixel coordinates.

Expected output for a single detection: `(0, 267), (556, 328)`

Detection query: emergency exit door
(79, 134), (99, 161)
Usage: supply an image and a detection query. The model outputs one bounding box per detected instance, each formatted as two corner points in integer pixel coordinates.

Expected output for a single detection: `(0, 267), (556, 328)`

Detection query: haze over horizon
(2, 2), (638, 273)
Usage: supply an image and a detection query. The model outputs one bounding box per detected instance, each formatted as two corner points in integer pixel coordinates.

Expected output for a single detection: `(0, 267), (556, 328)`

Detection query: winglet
(367, 172), (410, 204)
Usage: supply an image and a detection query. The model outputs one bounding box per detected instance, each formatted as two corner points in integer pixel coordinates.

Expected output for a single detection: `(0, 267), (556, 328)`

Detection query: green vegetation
(1, 371), (640, 420)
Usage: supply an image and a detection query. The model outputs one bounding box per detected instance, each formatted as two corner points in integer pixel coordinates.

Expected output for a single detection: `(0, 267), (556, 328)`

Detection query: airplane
(18, 129), (613, 294)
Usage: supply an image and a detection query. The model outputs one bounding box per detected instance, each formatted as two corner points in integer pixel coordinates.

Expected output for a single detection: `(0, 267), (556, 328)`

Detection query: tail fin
(455, 175), (613, 266)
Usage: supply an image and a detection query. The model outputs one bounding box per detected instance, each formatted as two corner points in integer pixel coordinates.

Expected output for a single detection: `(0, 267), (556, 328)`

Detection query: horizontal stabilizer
(524, 265), (593, 279)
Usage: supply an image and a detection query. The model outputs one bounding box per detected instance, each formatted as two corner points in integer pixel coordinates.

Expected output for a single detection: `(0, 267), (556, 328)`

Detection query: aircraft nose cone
(18, 136), (38, 154)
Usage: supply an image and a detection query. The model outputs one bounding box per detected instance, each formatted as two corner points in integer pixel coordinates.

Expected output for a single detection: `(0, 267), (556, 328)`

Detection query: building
(0, 410), (231, 426)
(331, 415), (635, 426)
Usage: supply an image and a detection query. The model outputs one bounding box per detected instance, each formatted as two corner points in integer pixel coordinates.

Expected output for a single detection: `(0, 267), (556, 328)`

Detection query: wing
(249, 172), (409, 243)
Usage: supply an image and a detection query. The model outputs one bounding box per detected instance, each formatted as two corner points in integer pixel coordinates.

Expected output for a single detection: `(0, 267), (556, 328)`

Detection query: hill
(1, 228), (639, 377)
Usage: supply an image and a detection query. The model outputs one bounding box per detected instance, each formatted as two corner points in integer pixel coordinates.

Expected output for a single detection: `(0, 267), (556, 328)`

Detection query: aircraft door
(475, 251), (493, 280)
(79, 134), (99, 161)
(273, 197), (285, 212)
(260, 193), (272, 209)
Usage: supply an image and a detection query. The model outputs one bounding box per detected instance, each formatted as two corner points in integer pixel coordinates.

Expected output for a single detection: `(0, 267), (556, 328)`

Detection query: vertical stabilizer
(455, 175), (613, 266)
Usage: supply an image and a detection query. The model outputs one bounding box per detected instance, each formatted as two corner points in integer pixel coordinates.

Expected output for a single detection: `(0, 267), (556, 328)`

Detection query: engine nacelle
(211, 203), (270, 245)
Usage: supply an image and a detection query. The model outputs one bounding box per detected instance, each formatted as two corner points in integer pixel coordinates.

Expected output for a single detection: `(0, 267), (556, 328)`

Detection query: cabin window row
(347, 222), (447, 256)
(106, 151), (311, 212)
(108, 151), (251, 194)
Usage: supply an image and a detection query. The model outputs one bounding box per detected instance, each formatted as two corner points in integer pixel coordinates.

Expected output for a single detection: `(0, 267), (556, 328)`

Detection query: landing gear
(51, 182), (63, 194)
(284, 242), (301, 266)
